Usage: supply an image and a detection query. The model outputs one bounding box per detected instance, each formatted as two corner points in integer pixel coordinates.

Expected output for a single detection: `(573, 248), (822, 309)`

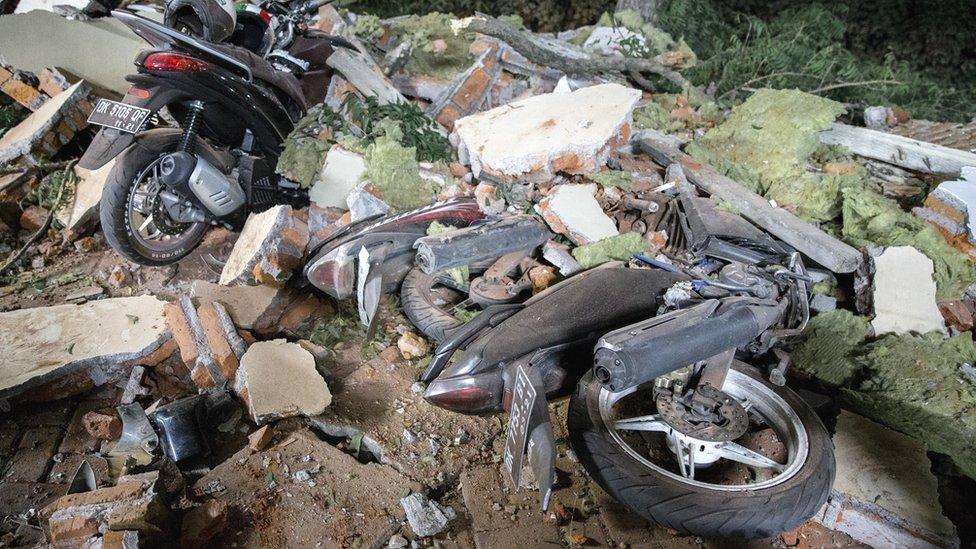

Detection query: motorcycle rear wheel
(100, 129), (208, 266)
(568, 362), (835, 539)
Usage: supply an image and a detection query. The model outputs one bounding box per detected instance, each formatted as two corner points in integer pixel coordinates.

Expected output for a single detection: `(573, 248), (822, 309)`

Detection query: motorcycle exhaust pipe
(159, 152), (246, 217)
(593, 301), (786, 392)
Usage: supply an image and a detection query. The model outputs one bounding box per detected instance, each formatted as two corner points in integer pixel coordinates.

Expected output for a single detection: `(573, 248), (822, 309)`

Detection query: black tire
(400, 268), (463, 343)
(100, 129), (208, 266)
(568, 363), (835, 539)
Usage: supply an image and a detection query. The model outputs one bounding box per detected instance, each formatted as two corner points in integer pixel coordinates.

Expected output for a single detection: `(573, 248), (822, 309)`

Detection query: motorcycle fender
(78, 85), (186, 170)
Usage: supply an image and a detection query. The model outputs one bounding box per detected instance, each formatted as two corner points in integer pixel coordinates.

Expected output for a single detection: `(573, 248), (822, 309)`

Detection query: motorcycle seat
(209, 42), (308, 111)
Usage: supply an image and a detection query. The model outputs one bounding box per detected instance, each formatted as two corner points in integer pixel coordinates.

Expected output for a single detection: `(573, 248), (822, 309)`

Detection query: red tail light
(143, 52), (211, 73)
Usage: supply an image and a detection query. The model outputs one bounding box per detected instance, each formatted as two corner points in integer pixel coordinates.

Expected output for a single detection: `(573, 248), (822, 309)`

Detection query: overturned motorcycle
(417, 193), (835, 539)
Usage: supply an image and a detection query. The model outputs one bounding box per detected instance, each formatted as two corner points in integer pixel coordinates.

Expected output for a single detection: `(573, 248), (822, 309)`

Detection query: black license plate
(502, 363), (537, 488)
(87, 99), (150, 134)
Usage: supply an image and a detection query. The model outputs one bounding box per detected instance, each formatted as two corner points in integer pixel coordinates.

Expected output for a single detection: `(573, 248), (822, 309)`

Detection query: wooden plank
(819, 122), (976, 176)
(633, 130), (863, 273)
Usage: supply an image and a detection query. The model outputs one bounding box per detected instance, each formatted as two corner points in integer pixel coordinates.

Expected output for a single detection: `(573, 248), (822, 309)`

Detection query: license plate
(502, 363), (537, 489)
(87, 99), (150, 134)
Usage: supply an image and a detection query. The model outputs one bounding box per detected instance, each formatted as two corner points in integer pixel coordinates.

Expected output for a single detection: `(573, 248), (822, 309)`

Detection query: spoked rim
(126, 157), (200, 253)
(598, 368), (809, 491)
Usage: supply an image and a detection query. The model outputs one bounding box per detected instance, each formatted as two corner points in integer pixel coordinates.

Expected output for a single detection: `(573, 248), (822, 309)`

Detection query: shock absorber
(178, 100), (204, 153)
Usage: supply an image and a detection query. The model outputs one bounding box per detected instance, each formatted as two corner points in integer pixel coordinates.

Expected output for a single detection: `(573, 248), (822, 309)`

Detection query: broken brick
(197, 302), (240, 381)
(939, 300), (974, 332)
(81, 410), (122, 440)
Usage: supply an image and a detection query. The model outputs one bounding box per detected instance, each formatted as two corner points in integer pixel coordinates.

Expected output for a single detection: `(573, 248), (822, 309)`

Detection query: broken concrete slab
(454, 83), (640, 182)
(308, 145), (366, 209)
(815, 411), (959, 548)
(56, 159), (116, 238)
(870, 246), (947, 336)
(537, 183), (618, 245)
(189, 280), (282, 330)
(219, 205), (309, 287)
(0, 295), (172, 401)
(400, 492), (455, 537)
(234, 340), (331, 425)
(0, 80), (91, 166)
(0, 11), (144, 95)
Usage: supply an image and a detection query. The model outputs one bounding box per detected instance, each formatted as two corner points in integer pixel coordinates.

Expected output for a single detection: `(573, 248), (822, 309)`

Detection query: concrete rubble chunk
(816, 411), (959, 548)
(454, 83), (641, 182)
(56, 159), (116, 238)
(0, 11), (145, 95)
(219, 205), (309, 287)
(40, 470), (169, 547)
(248, 425), (274, 451)
(190, 280), (281, 330)
(915, 166), (976, 259)
(537, 183), (618, 245)
(869, 246), (946, 336)
(347, 183), (391, 222)
(542, 240), (582, 276)
(0, 295), (172, 401)
(400, 492), (456, 537)
(0, 80), (91, 166)
(308, 146), (367, 209)
(397, 332), (429, 360)
(234, 339), (332, 425)
(326, 36), (406, 105)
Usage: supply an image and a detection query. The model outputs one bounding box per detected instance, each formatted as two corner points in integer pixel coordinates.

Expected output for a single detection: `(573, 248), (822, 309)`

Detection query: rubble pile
(0, 2), (974, 547)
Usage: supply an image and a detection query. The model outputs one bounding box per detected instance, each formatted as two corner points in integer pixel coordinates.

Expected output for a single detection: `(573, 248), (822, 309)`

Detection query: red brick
(18, 205), (48, 232)
(436, 103), (461, 130)
(453, 68), (492, 112)
(197, 303), (239, 380)
(163, 302), (198, 370)
(82, 410), (121, 440)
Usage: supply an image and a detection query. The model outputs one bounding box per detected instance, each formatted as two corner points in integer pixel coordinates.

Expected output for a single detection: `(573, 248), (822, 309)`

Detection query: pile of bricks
(0, 65), (70, 112)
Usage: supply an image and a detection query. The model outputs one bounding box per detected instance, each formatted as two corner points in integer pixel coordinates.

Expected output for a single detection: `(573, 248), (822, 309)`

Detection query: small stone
(474, 182), (505, 215)
(430, 38), (448, 54)
(810, 294), (838, 313)
(82, 410), (121, 440)
(449, 162), (468, 178)
(528, 265), (557, 293)
(397, 332), (429, 360)
(400, 492), (455, 537)
(107, 265), (129, 289)
(19, 205), (48, 232)
(73, 236), (97, 253)
(410, 382), (426, 394)
(347, 182), (391, 222)
(388, 534), (409, 549)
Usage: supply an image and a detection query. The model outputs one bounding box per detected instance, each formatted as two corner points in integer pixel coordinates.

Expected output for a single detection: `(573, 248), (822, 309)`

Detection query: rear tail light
(424, 373), (502, 415)
(143, 52), (211, 73)
(305, 245), (355, 299)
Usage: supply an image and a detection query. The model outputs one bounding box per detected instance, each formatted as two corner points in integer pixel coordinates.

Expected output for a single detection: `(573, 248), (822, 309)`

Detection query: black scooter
(78, 6), (348, 265)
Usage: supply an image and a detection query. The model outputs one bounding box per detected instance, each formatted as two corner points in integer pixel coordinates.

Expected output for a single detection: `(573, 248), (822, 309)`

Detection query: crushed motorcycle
(417, 188), (835, 539)
(79, 3), (349, 265)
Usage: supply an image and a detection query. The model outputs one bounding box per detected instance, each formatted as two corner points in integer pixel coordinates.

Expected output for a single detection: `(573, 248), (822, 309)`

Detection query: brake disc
(656, 384), (749, 443)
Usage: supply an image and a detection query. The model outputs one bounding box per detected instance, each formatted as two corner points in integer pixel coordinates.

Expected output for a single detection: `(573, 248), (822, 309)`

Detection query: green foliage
(347, 0), (614, 32)
(657, 1), (976, 121)
(25, 166), (77, 229)
(341, 94), (453, 163)
(386, 12), (476, 80)
(352, 13), (384, 41)
(0, 100), (27, 136)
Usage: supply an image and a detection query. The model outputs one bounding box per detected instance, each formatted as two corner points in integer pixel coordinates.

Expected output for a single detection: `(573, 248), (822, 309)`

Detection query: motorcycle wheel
(100, 130), (208, 266)
(400, 268), (465, 343)
(568, 362), (835, 539)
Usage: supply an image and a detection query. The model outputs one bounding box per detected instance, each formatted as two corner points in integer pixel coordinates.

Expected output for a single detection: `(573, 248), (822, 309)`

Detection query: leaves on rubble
(340, 94), (452, 163)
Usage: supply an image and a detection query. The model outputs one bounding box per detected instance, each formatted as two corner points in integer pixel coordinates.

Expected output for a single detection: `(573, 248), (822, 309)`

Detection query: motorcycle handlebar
(301, 0), (332, 15)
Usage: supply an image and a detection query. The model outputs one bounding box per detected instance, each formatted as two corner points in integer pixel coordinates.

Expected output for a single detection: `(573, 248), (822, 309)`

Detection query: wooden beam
(819, 122), (976, 176)
(633, 130), (863, 273)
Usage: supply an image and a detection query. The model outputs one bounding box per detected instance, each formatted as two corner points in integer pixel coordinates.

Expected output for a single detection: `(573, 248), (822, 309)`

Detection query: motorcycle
(78, 4), (349, 265)
(418, 189), (835, 539)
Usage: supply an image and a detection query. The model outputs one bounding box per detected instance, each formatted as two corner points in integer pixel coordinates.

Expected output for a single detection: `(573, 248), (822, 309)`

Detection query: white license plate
(87, 98), (150, 134)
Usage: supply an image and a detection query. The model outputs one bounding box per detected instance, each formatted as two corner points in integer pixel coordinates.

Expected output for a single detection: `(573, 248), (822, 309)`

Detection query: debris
(41, 470), (169, 546)
(939, 301), (974, 332)
(308, 145), (367, 209)
(119, 365), (149, 405)
(219, 205), (309, 287)
(400, 492), (456, 537)
(18, 204), (48, 232)
(537, 183), (618, 245)
(151, 394), (212, 462)
(81, 410), (121, 440)
(0, 80), (90, 166)
(197, 302), (244, 381)
(0, 11), (141, 95)
(454, 83), (640, 182)
(869, 246), (946, 336)
(809, 294), (838, 313)
(347, 182), (391, 222)
(397, 332), (430, 360)
(542, 240), (583, 276)
(56, 159), (116, 238)
(793, 309), (976, 478)
(413, 215), (553, 273)
(528, 265), (557, 292)
(816, 411), (959, 548)
(426, 47), (503, 130)
(363, 135), (438, 210)
(190, 280), (287, 331)
(248, 425), (274, 452)
(473, 182), (505, 215)
(635, 130), (863, 273)
(0, 64), (51, 111)
(180, 500), (229, 549)
(0, 295), (173, 401)
(863, 106), (896, 130)
(163, 297), (224, 389)
(571, 232), (648, 269)
(234, 340), (332, 425)
(819, 122), (976, 176)
(326, 40), (407, 105)
(914, 166), (976, 259)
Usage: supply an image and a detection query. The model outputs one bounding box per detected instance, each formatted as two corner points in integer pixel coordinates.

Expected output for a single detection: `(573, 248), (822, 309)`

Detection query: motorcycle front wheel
(100, 129), (208, 266)
(568, 362), (835, 539)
